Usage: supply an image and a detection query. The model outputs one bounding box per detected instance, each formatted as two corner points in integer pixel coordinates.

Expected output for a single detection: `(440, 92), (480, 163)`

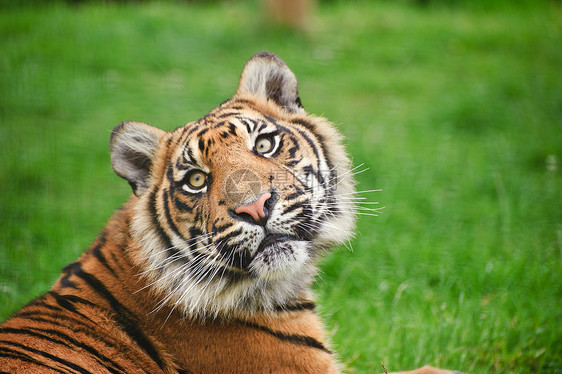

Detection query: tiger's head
(110, 52), (356, 318)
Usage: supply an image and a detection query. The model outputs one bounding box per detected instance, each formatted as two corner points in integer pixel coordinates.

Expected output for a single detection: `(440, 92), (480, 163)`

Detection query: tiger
(0, 52), (462, 374)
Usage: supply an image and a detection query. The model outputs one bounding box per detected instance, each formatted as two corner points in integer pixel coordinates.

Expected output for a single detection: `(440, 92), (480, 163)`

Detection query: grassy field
(1, 1), (561, 372)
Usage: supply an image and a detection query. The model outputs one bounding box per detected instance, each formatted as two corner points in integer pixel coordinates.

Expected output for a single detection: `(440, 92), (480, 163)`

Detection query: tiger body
(1, 204), (335, 373)
(0, 53), (460, 374)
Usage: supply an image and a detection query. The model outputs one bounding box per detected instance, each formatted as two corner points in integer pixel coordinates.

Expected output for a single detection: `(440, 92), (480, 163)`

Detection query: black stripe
(61, 261), (79, 275)
(24, 296), (68, 315)
(183, 147), (196, 166)
(196, 127), (209, 137)
(10, 315), (66, 326)
(294, 128), (324, 180)
(184, 124), (200, 137)
(212, 121), (226, 129)
(291, 119), (323, 141)
(71, 267), (165, 370)
(205, 141), (210, 158)
(47, 292), (78, 314)
(175, 155), (191, 171)
(295, 217), (316, 241)
(218, 228), (242, 243)
(49, 292), (98, 309)
(109, 248), (127, 274)
(173, 194), (193, 213)
(165, 136), (174, 150)
(206, 138), (214, 148)
(214, 231), (249, 269)
(278, 118), (331, 192)
(167, 166), (195, 213)
(186, 147), (196, 165)
(237, 117), (254, 134)
(292, 119), (335, 188)
(14, 305), (96, 327)
(186, 226), (207, 260)
(301, 165), (315, 190)
(285, 190), (304, 201)
(96, 228), (108, 245)
(0, 348), (69, 374)
(255, 121), (266, 133)
(162, 189), (187, 242)
(0, 340), (91, 374)
(218, 112), (239, 118)
(288, 145), (298, 159)
(263, 115), (278, 126)
(274, 302), (316, 312)
(286, 158), (301, 167)
(212, 221), (233, 235)
(281, 133), (301, 155)
(38, 292), (103, 335)
(233, 320), (331, 354)
(0, 327), (126, 374)
(91, 242), (118, 279)
(13, 309), (126, 355)
(193, 208), (202, 224)
(176, 369), (194, 374)
(282, 202), (303, 216)
(232, 98), (253, 106)
(148, 188), (177, 258)
(59, 265), (78, 289)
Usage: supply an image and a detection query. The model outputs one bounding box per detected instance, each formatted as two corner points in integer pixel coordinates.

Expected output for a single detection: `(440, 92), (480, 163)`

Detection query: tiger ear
(110, 121), (166, 196)
(236, 51), (305, 114)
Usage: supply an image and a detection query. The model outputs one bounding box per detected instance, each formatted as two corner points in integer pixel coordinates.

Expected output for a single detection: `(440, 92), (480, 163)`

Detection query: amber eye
(186, 170), (206, 189)
(255, 135), (274, 154)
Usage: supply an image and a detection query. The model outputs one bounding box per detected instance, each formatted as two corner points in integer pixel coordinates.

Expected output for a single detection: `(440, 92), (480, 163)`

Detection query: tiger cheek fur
(0, 52), (460, 374)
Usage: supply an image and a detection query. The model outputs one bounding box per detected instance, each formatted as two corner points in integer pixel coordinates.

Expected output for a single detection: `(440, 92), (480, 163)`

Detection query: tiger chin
(0, 52), (463, 374)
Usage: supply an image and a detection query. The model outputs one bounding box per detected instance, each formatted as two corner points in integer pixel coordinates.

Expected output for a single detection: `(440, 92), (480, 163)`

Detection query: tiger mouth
(257, 233), (300, 253)
(248, 233), (311, 280)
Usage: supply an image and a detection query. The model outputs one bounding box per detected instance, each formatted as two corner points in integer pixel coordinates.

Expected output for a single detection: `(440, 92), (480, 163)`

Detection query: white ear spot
(110, 121), (166, 196)
(236, 52), (304, 113)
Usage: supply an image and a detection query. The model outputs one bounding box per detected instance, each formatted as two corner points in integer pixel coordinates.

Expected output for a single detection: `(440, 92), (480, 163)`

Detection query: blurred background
(0, 0), (560, 372)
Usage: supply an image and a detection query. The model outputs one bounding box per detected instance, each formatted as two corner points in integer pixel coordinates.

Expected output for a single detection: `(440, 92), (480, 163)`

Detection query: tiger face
(110, 52), (356, 317)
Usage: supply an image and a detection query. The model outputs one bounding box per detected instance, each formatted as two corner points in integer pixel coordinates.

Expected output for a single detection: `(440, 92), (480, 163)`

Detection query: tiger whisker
(326, 164), (369, 188)
(356, 212), (382, 217)
(143, 232), (213, 262)
(136, 236), (215, 279)
(194, 249), (238, 311)
(139, 243), (219, 295)
(357, 206), (385, 213)
(338, 189), (382, 195)
(150, 251), (225, 315)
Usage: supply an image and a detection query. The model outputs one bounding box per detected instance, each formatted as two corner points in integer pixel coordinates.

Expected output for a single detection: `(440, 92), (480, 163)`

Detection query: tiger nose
(235, 192), (272, 226)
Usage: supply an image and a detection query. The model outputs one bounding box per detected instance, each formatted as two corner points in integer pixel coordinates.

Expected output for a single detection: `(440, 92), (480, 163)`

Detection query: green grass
(1, 1), (561, 372)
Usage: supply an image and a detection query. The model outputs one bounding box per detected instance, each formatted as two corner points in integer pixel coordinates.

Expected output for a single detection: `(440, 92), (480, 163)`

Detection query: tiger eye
(187, 170), (206, 189)
(255, 136), (273, 154)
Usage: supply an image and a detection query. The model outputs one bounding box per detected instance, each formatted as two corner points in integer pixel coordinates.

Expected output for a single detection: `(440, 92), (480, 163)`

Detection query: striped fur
(0, 52), (459, 374)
